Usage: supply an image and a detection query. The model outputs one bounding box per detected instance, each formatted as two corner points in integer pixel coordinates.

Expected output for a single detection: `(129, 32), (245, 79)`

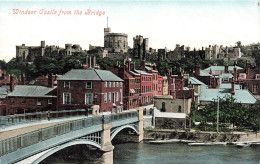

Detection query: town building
(57, 69), (124, 113)
(6, 85), (57, 115)
(157, 75), (163, 96)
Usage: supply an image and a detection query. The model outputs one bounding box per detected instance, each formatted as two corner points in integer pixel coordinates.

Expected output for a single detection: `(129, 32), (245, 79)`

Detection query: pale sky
(0, 0), (259, 61)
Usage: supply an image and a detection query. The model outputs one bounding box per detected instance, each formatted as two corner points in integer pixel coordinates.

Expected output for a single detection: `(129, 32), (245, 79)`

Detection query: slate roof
(200, 70), (213, 77)
(145, 66), (152, 71)
(0, 85), (10, 99)
(200, 84), (259, 104)
(135, 70), (152, 75)
(204, 66), (243, 71)
(7, 85), (56, 98)
(189, 77), (206, 85)
(219, 73), (233, 79)
(57, 69), (123, 82)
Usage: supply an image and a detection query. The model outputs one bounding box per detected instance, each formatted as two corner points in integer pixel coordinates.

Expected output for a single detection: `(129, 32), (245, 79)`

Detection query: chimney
(141, 60), (145, 70)
(194, 65), (200, 76)
(89, 56), (92, 68)
(231, 80), (235, 95)
(48, 74), (54, 88)
(86, 56), (89, 66)
(246, 61), (250, 74)
(10, 76), (15, 92)
(233, 66), (237, 82)
(130, 62), (135, 71)
(224, 64), (229, 73)
(93, 56), (96, 68)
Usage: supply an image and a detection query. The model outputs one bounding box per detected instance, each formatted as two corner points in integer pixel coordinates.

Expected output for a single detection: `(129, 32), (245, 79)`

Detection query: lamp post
(217, 96), (219, 133)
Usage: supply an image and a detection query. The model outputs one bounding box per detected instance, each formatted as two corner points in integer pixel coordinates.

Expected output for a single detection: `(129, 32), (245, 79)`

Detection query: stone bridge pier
(100, 108), (144, 164)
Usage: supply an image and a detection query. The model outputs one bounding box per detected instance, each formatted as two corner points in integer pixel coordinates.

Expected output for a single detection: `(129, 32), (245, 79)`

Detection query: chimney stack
(48, 74), (54, 88)
(10, 76), (15, 92)
(224, 64), (229, 73)
(93, 56), (96, 68)
(231, 80), (235, 95)
(194, 65), (200, 76)
(233, 66), (237, 82)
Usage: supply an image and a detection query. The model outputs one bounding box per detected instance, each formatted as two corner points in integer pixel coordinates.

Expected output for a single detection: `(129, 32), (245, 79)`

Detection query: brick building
(6, 85), (57, 115)
(157, 75), (163, 95)
(193, 65), (219, 88)
(57, 69), (124, 113)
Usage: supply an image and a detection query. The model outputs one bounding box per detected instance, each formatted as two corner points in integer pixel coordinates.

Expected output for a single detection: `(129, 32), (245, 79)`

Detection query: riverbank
(144, 129), (260, 143)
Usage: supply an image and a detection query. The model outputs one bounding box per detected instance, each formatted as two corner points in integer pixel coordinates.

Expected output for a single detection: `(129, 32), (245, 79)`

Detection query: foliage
(191, 96), (260, 132)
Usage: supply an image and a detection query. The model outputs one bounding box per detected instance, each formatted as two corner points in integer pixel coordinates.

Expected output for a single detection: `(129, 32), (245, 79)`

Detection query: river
(42, 142), (260, 164)
(114, 142), (260, 164)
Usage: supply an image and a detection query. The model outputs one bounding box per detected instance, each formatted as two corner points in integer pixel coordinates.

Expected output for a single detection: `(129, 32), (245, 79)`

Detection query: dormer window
(256, 74), (260, 79)
(239, 73), (246, 79)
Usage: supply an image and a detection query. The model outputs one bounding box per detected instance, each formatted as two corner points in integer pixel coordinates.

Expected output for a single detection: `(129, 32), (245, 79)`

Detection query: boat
(235, 143), (251, 148)
(149, 139), (181, 144)
(188, 142), (227, 146)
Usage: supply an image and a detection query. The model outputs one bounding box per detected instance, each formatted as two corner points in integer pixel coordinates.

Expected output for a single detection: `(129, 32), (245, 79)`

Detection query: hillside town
(0, 25), (259, 132)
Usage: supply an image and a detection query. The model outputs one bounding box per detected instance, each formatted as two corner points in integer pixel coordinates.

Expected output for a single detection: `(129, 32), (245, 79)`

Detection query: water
(114, 142), (260, 164)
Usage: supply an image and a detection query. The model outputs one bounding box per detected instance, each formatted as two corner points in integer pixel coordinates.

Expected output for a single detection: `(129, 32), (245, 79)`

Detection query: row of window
(141, 86), (152, 93)
(142, 76), (152, 82)
(104, 90), (122, 103)
(64, 81), (92, 89)
(10, 98), (53, 105)
(63, 93), (94, 105)
(104, 81), (122, 88)
(141, 96), (152, 104)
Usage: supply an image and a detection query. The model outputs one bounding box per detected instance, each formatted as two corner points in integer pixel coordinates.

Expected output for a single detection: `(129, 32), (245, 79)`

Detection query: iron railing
(0, 109), (86, 127)
(0, 111), (138, 157)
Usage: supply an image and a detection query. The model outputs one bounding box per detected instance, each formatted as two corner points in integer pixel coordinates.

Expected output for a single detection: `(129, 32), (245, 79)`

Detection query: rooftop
(204, 66), (243, 71)
(135, 70), (152, 75)
(189, 77), (206, 85)
(57, 69), (123, 82)
(7, 85), (56, 98)
(200, 70), (213, 77)
(200, 84), (259, 104)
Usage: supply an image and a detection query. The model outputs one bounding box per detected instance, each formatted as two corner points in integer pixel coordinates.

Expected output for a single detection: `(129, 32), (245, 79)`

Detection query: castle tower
(104, 17), (111, 36)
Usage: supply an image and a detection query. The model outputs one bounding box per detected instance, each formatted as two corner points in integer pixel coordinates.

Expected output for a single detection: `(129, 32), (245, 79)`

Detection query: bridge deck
(0, 116), (87, 141)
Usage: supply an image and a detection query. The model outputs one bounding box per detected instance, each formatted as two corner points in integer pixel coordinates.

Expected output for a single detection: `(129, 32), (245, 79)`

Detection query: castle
(16, 41), (84, 62)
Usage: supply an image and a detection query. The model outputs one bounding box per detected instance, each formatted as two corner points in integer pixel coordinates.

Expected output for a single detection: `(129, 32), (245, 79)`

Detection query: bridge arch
(30, 140), (101, 164)
(110, 124), (139, 141)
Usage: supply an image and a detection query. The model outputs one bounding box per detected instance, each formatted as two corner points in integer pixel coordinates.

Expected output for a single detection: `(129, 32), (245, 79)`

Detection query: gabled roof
(0, 85), (10, 99)
(204, 66), (243, 71)
(7, 85), (56, 98)
(135, 70), (152, 75)
(145, 66), (152, 71)
(124, 71), (135, 79)
(189, 77), (206, 85)
(219, 73), (233, 79)
(57, 69), (123, 82)
(200, 70), (213, 77)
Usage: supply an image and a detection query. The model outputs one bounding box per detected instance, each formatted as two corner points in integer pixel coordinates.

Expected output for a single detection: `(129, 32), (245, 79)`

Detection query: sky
(0, 0), (259, 61)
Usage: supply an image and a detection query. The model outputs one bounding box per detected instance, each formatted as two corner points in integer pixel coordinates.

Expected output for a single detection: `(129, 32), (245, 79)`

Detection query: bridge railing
(0, 111), (138, 157)
(0, 109), (87, 127)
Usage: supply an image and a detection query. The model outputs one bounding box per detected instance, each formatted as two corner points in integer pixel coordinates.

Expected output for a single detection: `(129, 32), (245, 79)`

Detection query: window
(113, 92), (115, 104)
(64, 81), (70, 89)
(105, 82), (107, 87)
(109, 92), (111, 102)
(252, 84), (258, 93)
(48, 99), (53, 104)
(116, 82), (119, 87)
(178, 105), (182, 112)
(85, 93), (93, 105)
(22, 98), (26, 104)
(223, 77), (229, 82)
(116, 92), (119, 101)
(11, 98), (15, 104)
(113, 82), (115, 87)
(37, 99), (42, 106)
(63, 93), (71, 104)
(256, 74), (260, 79)
(86, 82), (92, 89)
(120, 89), (122, 103)
(104, 92), (107, 103)
(239, 73), (246, 79)
(109, 82), (111, 87)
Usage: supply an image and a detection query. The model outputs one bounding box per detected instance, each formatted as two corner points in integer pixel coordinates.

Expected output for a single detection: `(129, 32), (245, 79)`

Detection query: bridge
(0, 108), (144, 164)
